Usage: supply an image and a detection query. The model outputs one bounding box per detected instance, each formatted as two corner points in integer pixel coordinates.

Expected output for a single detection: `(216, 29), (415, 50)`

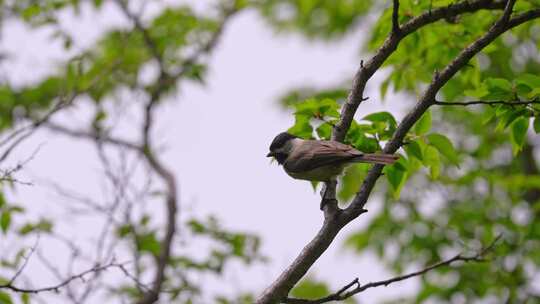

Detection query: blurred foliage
(256, 0), (375, 39)
(0, 0), (261, 303)
(1, 0), (540, 303)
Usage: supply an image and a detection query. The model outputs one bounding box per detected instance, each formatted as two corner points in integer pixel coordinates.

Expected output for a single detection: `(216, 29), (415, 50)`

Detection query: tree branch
(114, 0), (164, 69)
(283, 236), (501, 304)
(43, 122), (142, 152)
(134, 4), (239, 304)
(331, 0), (508, 142)
(434, 99), (540, 107)
(343, 0), (532, 220)
(0, 261), (126, 294)
(392, 0), (401, 35)
(322, 0), (508, 217)
(257, 3), (539, 303)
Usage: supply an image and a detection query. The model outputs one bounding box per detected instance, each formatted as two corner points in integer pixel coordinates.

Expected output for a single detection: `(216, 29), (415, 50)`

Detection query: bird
(266, 132), (399, 183)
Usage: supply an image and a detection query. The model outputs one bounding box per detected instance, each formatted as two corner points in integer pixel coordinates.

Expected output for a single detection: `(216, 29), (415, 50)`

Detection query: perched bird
(266, 132), (399, 182)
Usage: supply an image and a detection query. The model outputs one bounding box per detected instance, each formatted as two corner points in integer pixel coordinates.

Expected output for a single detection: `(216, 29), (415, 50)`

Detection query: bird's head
(266, 132), (298, 165)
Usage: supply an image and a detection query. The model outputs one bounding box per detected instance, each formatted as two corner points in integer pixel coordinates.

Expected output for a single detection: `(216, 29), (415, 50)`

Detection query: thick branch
(134, 96), (178, 304)
(134, 5), (239, 304)
(256, 219), (345, 304)
(257, 3), (539, 303)
(392, 0), (401, 34)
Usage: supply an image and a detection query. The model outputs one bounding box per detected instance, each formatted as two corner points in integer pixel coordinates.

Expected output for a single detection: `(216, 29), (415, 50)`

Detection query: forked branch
(257, 2), (539, 303)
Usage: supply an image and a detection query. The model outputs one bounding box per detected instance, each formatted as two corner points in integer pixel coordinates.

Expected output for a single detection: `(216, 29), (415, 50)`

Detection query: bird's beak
(266, 151), (275, 158)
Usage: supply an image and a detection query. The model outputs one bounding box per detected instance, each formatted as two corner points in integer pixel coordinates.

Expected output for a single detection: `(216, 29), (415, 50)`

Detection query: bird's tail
(355, 153), (399, 165)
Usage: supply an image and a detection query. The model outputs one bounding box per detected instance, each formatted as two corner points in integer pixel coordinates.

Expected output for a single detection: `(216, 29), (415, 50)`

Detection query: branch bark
(283, 236), (501, 304)
(133, 5), (239, 304)
(391, 0), (401, 35)
(257, 2), (540, 303)
(331, 0), (508, 142)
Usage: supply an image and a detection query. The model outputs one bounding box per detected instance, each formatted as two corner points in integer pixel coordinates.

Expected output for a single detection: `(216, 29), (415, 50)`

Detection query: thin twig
(0, 261), (128, 294)
(284, 236), (502, 304)
(434, 99), (540, 107)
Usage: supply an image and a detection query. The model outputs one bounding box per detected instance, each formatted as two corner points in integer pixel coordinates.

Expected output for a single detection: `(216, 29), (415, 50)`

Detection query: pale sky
(1, 1), (417, 302)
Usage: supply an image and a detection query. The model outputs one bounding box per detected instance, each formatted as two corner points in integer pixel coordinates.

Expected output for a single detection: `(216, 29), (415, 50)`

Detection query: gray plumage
(267, 132), (398, 182)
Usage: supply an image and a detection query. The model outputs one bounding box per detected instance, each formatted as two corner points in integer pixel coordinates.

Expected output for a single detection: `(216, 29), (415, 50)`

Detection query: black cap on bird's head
(266, 132), (298, 162)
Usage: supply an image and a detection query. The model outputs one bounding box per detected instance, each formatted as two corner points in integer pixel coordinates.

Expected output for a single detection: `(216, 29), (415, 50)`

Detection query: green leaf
(515, 73), (540, 90)
(1, 211), (11, 233)
(414, 110), (432, 135)
(353, 133), (380, 153)
(288, 115), (313, 139)
(486, 78), (512, 92)
(18, 219), (53, 235)
(136, 233), (161, 256)
(310, 181), (319, 192)
(502, 108), (530, 130)
(116, 225), (132, 238)
(534, 117), (540, 134)
(380, 78), (391, 100)
(483, 78), (513, 99)
(0, 291), (13, 304)
(528, 88), (540, 99)
(291, 279), (330, 300)
(423, 146), (440, 179)
(20, 293), (30, 304)
(510, 117), (529, 155)
(293, 98), (339, 119)
(316, 123), (332, 140)
(362, 111), (397, 127)
(426, 133), (459, 165)
(404, 141), (423, 161)
(338, 164), (370, 202)
(384, 158), (408, 199)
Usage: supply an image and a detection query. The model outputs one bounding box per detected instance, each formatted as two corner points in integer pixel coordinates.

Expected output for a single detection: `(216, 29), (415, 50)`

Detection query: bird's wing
(284, 140), (362, 173)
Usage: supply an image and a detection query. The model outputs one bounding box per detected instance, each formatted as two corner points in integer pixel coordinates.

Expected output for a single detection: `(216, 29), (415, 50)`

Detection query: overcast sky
(0, 1), (417, 302)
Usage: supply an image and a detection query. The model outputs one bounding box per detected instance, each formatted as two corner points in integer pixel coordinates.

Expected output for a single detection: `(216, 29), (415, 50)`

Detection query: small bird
(266, 132), (399, 182)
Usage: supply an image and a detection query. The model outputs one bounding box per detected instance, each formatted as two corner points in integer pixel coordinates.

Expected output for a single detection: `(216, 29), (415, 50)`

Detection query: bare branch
(8, 237), (40, 286)
(44, 122), (142, 152)
(0, 144), (42, 186)
(0, 261), (127, 294)
(283, 236), (501, 304)
(434, 99), (540, 107)
(133, 4), (240, 304)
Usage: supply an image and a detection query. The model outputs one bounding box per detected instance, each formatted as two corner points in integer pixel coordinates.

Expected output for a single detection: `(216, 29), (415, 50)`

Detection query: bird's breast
(285, 164), (345, 182)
